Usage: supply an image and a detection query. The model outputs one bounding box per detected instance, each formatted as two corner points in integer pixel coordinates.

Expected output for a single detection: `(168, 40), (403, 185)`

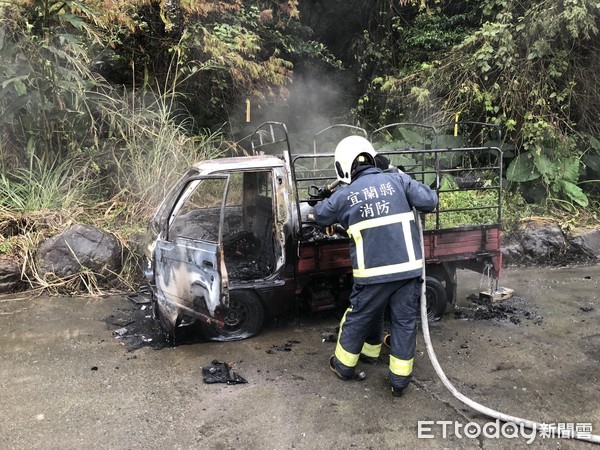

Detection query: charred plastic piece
(202, 360), (247, 384)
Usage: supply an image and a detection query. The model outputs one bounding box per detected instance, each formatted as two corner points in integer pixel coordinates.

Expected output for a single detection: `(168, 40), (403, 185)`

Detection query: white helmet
(334, 135), (377, 184)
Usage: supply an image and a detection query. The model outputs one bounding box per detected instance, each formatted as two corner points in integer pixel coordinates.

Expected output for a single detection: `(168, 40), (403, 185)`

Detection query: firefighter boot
(329, 355), (366, 381)
(391, 386), (404, 398)
(359, 353), (379, 365)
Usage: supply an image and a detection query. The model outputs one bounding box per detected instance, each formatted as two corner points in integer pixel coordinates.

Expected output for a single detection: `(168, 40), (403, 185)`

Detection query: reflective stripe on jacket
(314, 166), (438, 285)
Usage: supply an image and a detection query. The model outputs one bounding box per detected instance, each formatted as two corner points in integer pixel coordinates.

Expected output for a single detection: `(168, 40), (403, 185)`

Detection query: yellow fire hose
(414, 208), (600, 444)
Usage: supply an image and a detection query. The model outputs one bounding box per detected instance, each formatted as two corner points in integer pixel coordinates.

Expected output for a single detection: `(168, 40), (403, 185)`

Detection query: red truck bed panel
(297, 242), (351, 273)
(297, 226), (502, 275)
(425, 227), (501, 259)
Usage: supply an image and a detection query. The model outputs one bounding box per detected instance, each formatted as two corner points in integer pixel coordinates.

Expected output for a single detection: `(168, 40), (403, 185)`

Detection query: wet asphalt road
(1, 264), (599, 449)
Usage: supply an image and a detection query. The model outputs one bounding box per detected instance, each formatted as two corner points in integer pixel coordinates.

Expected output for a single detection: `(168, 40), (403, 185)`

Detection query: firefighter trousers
(332, 277), (420, 390)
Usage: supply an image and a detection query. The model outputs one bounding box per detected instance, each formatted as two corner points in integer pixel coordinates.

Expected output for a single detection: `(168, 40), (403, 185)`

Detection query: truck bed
(296, 224), (502, 278)
(291, 135), (504, 282)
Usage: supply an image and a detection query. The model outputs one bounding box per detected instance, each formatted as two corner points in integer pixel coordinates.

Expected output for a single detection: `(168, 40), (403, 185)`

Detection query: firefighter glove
(318, 186), (333, 198)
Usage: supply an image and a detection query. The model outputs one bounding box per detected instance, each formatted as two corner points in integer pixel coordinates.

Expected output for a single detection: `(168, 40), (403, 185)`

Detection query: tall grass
(103, 90), (230, 224)
(0, 83), (234, 292)
(0, 152), (97, 214)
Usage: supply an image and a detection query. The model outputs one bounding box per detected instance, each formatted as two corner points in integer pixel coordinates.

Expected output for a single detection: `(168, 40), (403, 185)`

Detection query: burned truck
(144, 122), (504, 341)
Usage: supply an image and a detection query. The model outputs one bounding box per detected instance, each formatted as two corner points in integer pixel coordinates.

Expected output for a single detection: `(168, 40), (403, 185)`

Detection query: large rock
(502, 220), (599, 265)
(0, 256), (24, 293)
(520, 224), (567, 259)
(36, 224), (122, 280)
(570, 228), (600, 259)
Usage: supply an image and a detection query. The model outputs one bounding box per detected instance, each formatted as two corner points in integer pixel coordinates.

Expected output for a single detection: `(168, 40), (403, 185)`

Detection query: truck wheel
(425, 276), (447, 321)
(202, 290), (265, 341)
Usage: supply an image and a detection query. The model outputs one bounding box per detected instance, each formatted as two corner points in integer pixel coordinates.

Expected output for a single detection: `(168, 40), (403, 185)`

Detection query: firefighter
(312, 135), (438, 397)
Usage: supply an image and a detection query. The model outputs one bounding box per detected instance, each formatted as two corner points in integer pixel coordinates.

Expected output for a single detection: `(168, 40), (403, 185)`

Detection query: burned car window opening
(169, 178), (225, 243)
(168, 171), (276, 282)
(222, 171), (276, 281)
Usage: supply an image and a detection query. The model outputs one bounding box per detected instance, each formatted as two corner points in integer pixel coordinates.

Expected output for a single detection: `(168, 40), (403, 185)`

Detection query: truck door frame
(153, 174), (231, 333)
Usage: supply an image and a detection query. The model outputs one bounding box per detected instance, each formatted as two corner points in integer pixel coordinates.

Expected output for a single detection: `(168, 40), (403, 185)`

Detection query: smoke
(237, 64), (360, 154)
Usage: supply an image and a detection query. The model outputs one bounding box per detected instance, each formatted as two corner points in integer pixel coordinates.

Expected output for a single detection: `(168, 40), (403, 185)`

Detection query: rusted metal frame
(369, 123), (439, 231)
(435, 121), (504, 225)
(291, 152), (337, 235)
(313, 124), (368, 143)
(439, 204), (499, 213)
(250, 121), (291, 155)
(497, 147), (504, 226)
(431, 146), (502, 228)
(370, 123), (438, 198)
(434, 151), (441, 230)
(370, 122), (438, 148)
(371, 121), (504, 227)
(292, 153), (337, 185)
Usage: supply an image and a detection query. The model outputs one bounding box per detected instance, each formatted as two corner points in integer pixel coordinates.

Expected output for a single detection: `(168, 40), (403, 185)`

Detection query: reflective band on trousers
(361, 341), (382, 358)
(389, 355), (414, 376)
(347, 212), (422, 279)
(335, 344), (360, 368)
(334, 306), (360, 368)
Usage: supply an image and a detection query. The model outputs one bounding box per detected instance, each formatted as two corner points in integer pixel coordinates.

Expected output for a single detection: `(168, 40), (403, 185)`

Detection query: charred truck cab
(146, 155), (295, 341)
(145, 122), (504, 341)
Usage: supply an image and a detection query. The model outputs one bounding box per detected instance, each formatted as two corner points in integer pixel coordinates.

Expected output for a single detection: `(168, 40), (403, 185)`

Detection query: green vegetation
(355, 0), (600, 211)
(0, 0), (598, 292)
(424, 175), (500, 230)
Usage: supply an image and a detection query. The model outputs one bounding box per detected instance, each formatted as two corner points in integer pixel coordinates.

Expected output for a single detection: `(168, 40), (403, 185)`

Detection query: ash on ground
(454, 294), (544, 325)
(103, 293), (207, 351)
(103, 301), (171, 351)
(265, 340), (301, 353)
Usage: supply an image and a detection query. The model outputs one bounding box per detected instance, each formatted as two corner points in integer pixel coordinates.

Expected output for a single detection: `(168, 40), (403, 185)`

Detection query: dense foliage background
(0, 0), (599, 288)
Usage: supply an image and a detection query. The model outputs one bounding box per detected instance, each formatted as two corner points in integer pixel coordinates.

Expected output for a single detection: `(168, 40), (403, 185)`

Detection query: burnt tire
(202, 290), (265, 341)
(425, 276), (447, 322)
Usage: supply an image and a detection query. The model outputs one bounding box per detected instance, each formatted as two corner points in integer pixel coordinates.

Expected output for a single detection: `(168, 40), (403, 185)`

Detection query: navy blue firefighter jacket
(313, 166), (438, 285)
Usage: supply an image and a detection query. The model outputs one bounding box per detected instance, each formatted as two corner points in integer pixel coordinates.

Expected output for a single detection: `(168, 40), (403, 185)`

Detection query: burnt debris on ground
(265, 340), (301, 353)
(103, 303), (170, 351)
(454, 294), (544, 325)
(103, 288), (342, 351)
(104, 291), (207, 351)
(202, 360), (247, 384)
